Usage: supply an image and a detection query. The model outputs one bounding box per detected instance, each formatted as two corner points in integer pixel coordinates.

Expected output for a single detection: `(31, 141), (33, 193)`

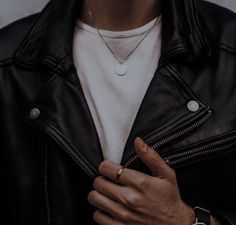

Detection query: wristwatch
(193, 207), (211, 225)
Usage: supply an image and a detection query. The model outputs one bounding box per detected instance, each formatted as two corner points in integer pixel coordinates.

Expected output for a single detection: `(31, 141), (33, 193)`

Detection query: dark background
(0, 0), (236, 28)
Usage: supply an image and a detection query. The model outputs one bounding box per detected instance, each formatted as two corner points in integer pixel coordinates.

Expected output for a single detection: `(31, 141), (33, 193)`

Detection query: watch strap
(193, 207), (211, 225)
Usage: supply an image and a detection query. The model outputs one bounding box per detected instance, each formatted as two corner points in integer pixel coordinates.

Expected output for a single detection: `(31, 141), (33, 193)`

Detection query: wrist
(211, 216), (223, 225)
(181, 204), (223, 225)
(178, 203), (224, 225)
(182, 205), (219, 225)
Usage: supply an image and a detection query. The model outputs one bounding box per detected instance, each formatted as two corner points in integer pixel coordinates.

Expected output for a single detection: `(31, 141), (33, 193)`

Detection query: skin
(81, 1), (223, 224)
(88, 138), (222, 225)
(80, 0), (161, 31)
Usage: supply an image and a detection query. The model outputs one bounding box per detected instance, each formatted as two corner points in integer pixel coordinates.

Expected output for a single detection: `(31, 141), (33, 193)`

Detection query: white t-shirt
(73, 16), (162, 164)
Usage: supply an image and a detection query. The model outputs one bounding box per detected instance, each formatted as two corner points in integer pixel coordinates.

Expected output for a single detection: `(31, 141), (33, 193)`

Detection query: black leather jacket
(1, 0), (236, 224)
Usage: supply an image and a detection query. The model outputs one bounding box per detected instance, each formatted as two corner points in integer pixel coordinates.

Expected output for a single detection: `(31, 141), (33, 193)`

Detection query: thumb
(134, 137), (173, 178)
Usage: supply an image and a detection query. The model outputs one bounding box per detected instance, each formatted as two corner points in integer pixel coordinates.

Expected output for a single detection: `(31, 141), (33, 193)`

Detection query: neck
(80, 0), (161, 31)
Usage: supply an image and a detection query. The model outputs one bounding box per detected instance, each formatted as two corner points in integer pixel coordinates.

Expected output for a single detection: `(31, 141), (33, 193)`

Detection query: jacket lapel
(120, 58), (211, 164)
(24, 63), (104, 178)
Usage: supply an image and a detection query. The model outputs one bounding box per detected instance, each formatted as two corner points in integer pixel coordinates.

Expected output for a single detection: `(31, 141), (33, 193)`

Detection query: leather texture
(1, 0), (236, 224)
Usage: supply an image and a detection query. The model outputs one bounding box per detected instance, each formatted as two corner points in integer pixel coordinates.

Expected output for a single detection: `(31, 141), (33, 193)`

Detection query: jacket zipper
(123, 109), (212, 168)
(164, 134), (236, 167)
(43, 135), (52, 225)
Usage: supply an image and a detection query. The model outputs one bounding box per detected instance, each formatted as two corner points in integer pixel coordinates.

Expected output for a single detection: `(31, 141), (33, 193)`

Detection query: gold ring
(115, 166), (125, 184)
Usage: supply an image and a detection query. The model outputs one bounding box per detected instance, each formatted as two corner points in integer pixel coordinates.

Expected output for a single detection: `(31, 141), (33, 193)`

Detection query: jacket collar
(15, 0), (210, 68)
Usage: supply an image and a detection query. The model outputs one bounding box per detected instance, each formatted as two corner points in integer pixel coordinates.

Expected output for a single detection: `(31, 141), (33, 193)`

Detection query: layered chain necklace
(86, 5), (160, 76)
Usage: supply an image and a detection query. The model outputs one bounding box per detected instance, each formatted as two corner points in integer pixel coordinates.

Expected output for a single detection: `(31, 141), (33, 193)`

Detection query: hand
(88, 137), (195, 225)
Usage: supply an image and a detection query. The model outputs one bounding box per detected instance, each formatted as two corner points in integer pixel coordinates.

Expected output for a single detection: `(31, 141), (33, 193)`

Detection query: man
(1, 0), (236, 224)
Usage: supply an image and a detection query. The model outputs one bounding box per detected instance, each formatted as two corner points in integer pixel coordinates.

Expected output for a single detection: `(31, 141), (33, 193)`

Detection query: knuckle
(98, 160), (110, 173)
(118, 210), (140, 224)
(119, 211), (138, 225)
(118, 210), (131, 221)
(135, 176), (148, 188)
(123, 192), (141, 208)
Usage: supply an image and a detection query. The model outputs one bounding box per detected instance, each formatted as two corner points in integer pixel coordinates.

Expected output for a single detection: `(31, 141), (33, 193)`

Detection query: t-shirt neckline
(77, 15), (162, 38)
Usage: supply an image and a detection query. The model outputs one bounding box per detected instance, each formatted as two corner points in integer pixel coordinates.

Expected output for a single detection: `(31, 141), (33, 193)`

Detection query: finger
(94, 176), (151, 215)
(93, 176), (129, 203)
(134, 137), (174, 178)
(93, 210), (124, 225)
(88, 190), (135, 222)
(98, 160), (151, 187)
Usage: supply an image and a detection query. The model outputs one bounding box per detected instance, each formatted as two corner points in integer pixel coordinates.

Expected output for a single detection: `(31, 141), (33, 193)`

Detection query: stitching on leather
(164, 46), (187, 52)
(163, 59), (211, 107)
(220, 42), (236, 51)
(164, 67), (194, 99)
(145, 109), (208, 146)
(217, 43), (236, 55)
(45, 123), (97, 179)
(0, 57), (13, 66)
(164, 46), (188, 58)
(173, 145), (236, 169)
(224, 215), (236, 225)
(16, 3), (52, 55)
(144, 112), (192, 142)
(185, 0), (210, 55)
(168, 129), (236, 155)
(29, 74), (60, 108)
(49, 51), (72, 75)
(20, 53), (72, 114)
(163, 64), (204, 103)
(138, 65), (210, 141)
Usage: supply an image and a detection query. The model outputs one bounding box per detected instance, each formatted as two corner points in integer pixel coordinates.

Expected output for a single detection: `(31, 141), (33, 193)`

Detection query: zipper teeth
(169, 143), (235, 166)
(152, 110), (212, 149)
(44, 139), (52, 225)
(123, 110), (212, 168)
(167, 135), (236, 161)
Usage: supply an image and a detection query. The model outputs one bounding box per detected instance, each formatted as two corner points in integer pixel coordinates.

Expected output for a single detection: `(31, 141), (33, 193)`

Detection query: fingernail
(137, 137), (148, 152)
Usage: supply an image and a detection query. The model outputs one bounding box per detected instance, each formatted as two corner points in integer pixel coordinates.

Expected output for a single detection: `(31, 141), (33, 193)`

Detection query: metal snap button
(30, 108), (41, 120)
(187, 100), (200, 112)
